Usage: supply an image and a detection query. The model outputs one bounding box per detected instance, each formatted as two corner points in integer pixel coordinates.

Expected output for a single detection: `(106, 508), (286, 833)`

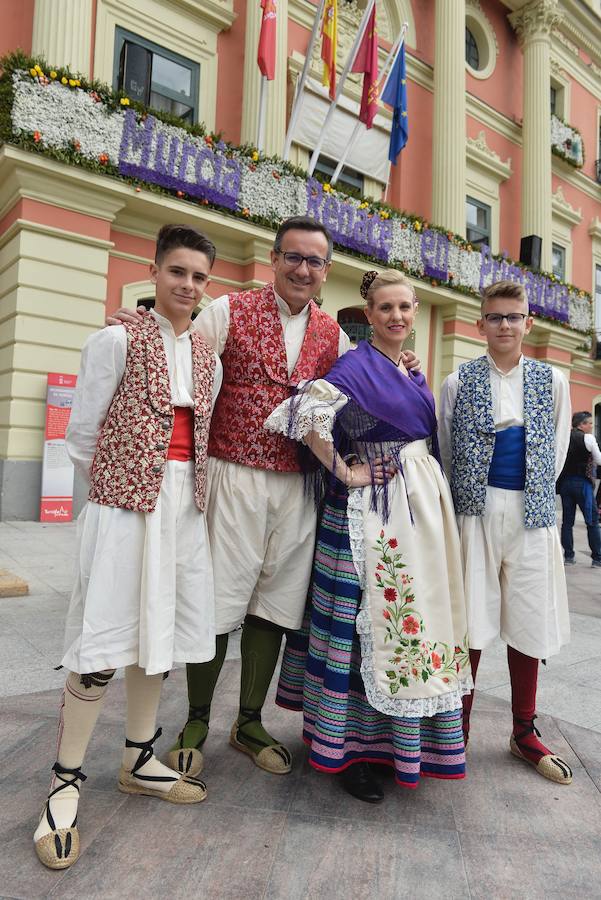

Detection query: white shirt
(584, 433), (601, 467)
(438, 353), (572, 480)
(67, 310), (223, 482)
(194, 289), (350, 377)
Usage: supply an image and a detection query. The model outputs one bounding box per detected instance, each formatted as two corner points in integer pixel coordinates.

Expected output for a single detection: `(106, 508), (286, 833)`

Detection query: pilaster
(432, 0), (466, 237)
(241, 0), (288, 156)
(509, 0), (562, 272)
(32, 0), (93, 75)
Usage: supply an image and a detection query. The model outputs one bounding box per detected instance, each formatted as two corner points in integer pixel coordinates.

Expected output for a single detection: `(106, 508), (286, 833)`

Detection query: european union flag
(381, 43), (408, 165)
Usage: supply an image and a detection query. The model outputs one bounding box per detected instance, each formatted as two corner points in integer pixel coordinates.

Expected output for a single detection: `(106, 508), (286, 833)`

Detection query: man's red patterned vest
(88, 314), (216, 513)
(209, 283), (340, 471)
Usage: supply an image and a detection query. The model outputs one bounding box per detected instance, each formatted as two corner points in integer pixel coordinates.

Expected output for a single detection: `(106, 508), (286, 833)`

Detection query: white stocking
(34, 670), (114, 842)
(122, 665), (181, 792)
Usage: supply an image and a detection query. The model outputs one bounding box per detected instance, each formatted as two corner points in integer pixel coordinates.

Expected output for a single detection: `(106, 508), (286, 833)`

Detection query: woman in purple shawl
(265, 270), (470, 802)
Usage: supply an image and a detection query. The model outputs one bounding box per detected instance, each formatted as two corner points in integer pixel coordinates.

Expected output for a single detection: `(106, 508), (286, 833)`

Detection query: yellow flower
(359, 202), (368, 210)
(35, 64), (43, 74)
(120, 97), (130, 106)
(69, 79), (77, 87)
(29, 68), (37, 77)
(74, 79), (81, 86)
(379, 211), (390, 219)
(61, 76), (68, 85)
(251, 150), (259, 161)
(50, 71), (57, 79)
(413, 220), (422, 232)
(323, 183), (332, 192)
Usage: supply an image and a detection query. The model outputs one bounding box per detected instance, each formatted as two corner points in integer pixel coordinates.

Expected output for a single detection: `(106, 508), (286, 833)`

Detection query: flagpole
(283, 0), (327, 161)
(307, 0), (376, 176)
(330, 23), (408, 186)
(257, 74), (269, 151)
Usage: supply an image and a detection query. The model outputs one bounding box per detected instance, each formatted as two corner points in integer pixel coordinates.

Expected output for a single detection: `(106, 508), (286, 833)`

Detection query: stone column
(32, 0), (93, 76)
(509, 0), (562, 272)
(432, 0), (466, 237)
(241, 0), (288, 156)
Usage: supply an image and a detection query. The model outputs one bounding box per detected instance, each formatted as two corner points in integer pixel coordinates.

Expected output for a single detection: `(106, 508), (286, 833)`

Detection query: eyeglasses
(483, 313), (528, 326)
(274, 251), (329, 271)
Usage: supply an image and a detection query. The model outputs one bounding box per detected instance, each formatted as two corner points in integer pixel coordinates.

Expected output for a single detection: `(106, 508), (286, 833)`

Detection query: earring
(410, 328), (416, 337)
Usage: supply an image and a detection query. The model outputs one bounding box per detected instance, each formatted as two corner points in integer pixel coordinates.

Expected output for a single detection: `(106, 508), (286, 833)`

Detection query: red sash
(167, 407), (194, 461)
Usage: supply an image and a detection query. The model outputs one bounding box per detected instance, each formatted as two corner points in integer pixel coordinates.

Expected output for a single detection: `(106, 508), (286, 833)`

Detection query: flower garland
(0, 53), (592, 335)
(550, 114), (584, 168)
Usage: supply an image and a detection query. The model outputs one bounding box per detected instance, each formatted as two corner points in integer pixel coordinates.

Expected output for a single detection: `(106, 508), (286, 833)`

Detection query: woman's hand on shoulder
(401, 350), (421, 373)
(105, 306), (148, 326)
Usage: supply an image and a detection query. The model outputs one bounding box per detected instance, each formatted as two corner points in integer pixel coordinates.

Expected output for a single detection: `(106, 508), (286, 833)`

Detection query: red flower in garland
(33, 131), (42, 143)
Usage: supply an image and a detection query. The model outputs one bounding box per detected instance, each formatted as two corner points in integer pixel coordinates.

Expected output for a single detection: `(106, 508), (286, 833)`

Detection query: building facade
(1, 0), (601, 518)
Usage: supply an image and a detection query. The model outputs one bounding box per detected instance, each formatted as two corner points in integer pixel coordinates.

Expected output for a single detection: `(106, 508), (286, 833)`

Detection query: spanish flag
(321, 0), (337, 100)
(351, 6), (378, 129)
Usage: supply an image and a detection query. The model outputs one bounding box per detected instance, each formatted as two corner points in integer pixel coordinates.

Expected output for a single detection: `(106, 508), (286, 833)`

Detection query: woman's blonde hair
(363, 269), (417, 307)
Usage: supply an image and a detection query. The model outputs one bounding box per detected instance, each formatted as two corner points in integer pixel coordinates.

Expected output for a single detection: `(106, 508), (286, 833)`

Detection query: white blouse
(66, 310), (223, 483)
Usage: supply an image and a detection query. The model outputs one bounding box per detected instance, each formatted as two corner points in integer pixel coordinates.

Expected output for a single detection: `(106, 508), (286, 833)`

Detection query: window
(114, 28), (200, 123)
(466, 197), (491, 248)
(465, 28), (480, 70)
(552, 243), (566, 280)
(337, 308), (370, 344)
(313, 153), (364, 194)
(550, 86), (557, 117)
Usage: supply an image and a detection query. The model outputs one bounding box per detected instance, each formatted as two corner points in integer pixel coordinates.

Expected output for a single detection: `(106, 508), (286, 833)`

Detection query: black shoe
(339, 762), (384, 803)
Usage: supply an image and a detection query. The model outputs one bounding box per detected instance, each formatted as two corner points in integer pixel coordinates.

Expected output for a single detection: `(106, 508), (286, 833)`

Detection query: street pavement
(0, 518), (600, 899)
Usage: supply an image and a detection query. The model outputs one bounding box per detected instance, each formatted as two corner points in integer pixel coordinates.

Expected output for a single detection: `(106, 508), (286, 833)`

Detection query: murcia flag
(351, 6), (379, 129)
(321, 0), (338, 100)
(258, 0), (277, 80)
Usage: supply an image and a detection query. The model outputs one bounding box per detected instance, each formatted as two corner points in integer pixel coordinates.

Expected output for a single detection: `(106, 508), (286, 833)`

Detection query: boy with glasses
(439, 280), (573, 785)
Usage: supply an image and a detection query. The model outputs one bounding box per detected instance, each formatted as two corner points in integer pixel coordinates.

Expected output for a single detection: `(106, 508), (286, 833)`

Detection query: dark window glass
(465, 27), (480, 70)
(552, 243), (566, 281)
(550, 86), (557, 116)
(114, 28), (199, 123)
(466, 196), (491, 248)
(313, 153), (365, 194)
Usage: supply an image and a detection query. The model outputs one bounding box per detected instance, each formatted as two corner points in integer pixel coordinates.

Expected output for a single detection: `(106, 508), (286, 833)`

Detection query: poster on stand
(40, 373), (77, 523)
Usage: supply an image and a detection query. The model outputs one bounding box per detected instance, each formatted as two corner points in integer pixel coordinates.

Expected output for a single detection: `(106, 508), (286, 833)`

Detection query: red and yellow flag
(351, 6), (379, 129)
(321, 0), (338, 100)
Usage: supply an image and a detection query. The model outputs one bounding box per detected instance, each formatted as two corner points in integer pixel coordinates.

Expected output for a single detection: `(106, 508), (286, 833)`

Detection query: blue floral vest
(450, 356), (556, 528)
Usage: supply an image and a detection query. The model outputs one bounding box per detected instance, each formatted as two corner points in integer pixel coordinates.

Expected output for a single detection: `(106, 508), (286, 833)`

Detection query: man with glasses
(439, 280), (573, 785)
(558, 411), (601, 567)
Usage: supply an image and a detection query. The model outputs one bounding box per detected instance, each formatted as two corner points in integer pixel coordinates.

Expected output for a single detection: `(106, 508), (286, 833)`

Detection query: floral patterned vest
(208, 283), (340, 471)
(450, 355), (556, 528)
(88, 314), (216, 513)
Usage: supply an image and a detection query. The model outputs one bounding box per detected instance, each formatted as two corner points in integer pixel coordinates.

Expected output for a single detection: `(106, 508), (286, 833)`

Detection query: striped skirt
(276, 488), (465, 788)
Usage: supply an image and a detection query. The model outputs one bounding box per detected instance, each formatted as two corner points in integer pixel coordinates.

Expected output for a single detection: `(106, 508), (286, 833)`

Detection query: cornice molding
(552, 185), (582, 226)
(551, 159), (601, 204)
(467, 130), (512, 181)
(589, 217), (601, 243)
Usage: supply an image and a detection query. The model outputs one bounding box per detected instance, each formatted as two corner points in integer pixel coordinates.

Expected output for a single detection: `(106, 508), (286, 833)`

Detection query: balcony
(551, 114), (584, 168)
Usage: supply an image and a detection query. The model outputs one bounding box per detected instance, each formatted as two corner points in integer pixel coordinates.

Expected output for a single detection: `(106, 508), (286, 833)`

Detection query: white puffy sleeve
(438, 372), (459, 479)
(264, 378), (349, 443)
(552, 366), (571, 478)
(66, 326), (127, 483)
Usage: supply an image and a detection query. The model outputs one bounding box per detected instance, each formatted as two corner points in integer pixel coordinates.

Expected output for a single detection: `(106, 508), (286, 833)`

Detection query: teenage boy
(33, 225), (223, 870)
(439, 280), (573, 785)
(558, 411), (601, 567)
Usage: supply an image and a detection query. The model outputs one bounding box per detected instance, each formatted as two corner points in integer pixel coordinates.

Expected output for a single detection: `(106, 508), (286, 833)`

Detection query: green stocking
(236, 615), (284, 752)
(170, 632), (228, 752)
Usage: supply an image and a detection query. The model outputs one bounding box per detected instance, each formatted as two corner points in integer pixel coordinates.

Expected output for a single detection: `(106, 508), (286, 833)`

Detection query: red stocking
(507, 645), (551, 763)
(461, 649), (481, 742)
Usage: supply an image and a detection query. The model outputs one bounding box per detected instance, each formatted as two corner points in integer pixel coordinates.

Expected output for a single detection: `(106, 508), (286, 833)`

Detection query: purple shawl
(294, 341), (440, 521)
